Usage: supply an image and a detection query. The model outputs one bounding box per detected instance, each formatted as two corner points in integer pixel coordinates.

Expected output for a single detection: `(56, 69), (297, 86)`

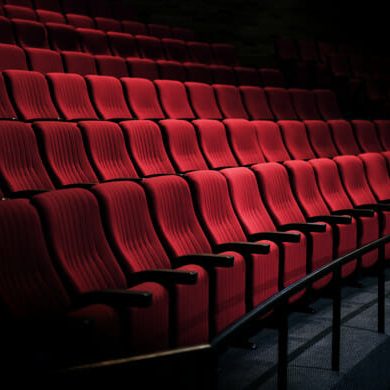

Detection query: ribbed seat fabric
(0, 74), (17, 119)
(126, 58), (159, 80)
(46, 22), (81, 52)
(185, 82), (222, 119)
(264, 87), (298, 120)
(33, 121), (98, 186)
(78, 28), (111, 55)
(156, 60), (186, 82)
(0, 121), (54, 195)
(328, 119), (361, 155)
(120, 120), (175, 176)
(239, 86), (274, 120)
(13, 19), (49, 48)
(107, 32), (138, 58)
(78, 121), (138, 181)
(66, 14), (94, 29)
(47, 73), (98, 120)
(61, 51), (97, 75)
(213, 84), (248, 119)
(92, 181), (209, 346)
(95, 56), (128, 78)
(25, 48), (64, 73)
(187, 41), (213, 64)
(159, 119), (208, 172)
(143, 175), (246, 333)
(314, 89), (342, 120)
(136, 35), (164, 60)
(95, 17), (122, 32)
(304, 120), (339, 158)
(184, 62), (213, 84)
(162, 38), (189, 62)
(374, 120), (390, 150)
(351, 120), (384, 153)
(289, 88), (321, 120)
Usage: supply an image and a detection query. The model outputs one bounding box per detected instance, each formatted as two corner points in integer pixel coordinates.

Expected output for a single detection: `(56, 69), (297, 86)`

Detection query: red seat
(259, 68), (285, 87)
(126, 58), (158, 80)
(77, 27), (111, 55)
(211, 43), (237, 65)
(239, 86), (274, 120)
(374, 120), (390, 150)
(351, 120), (384, 153)
(0, 73), (17, 119)
(36, 10), (65, 24)
(171, 27), (195, 41)
(0, 16), (16, 44)
(25, 48), (64, 73)
(13, 19), (49, 48)
(289, 88), (321, 120)
(314, 89), (342, 120)
(328, 119), (361, 155)
(213, 84), (248, 119)
(46, 22), (81, 52)
(148, 23), (171, 38)
(66, 13), (94, 29)
(156, 60), (186, 81)
(95, 55), (128, 78)
(0, 43), (28, 71)
(136, 35), (165, 60)
(162, 38), (189, 62)
(210, 65), (237, 85)
(95, 17), (122, 32)
(304, 120), (339, 158)
(107, 32), (138, 58)
(234, 66), (261, 86)
(4, 5), (37, 20)
(184, 62), (213, 84)
(187, 41), (213, 64)
(121, 20), (147, 35)
(185, 82), (222, 119)
(61, 51), (97, 75)
(264, 87), (298, 120)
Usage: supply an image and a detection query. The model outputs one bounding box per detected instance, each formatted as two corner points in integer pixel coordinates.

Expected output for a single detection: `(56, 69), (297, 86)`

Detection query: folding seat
(210, 65), (236, 85)
(213, 84), (248, 119)
(221, 166), (307, 291)
(25, 47), (64, 73)
(192, 119), (238, 169)
(234, 66), (261, 86)
(78, 28), (111, 55)
(0, 43), (28, 71)
(0, 16), (16, 44)
(162, 38), (189, 62)
(314, 89), (342, 120)
(171, 26), (195, 41)
(126, 58), (158, 80)
(351, 120), (384, 153)
(35, 0), (61, 12)
(278, 120), (316, 160)
(0, 121), (54, 195)
(36, 9), (66, 24)
(13, 19), (49, 48)
(0, 73), (17, 119)
(61, 51), (97, 75)
(334, 155), (390, 259)
(185, 82), (222, 119)
(154, 80), (195, 119)
(92, 180), (210, 346)
(95, 17), (122, 32)
(284, 160), (357, 277)
(252, 120), (290, 162)
(359, 153), (390, 202)
(33, 121), (98, 186)
(121, 77), (164, 119)
(143, 174), (246, 333)
(159, 119), (208, 172)
(3, 70), (60, 120)
(66, 13), (94, 29)
(304, 120), (339, 158)
(258, 68), (285, 87)
(135, 35), (164, 60)
(187, 41), (213, 64)
(297, 39), (319, 62)
(156, 60), (186, 81)
(374, 120), (390, 150)
(121, 20), (147, 35)
(253, 162), (333, 288)
(223, 119), (265, 165)
(46, 22), (81, 52)
(95, 55), (128, 78)
(289, 88), (321, 120)
(33, 188), (171, 353)
(107, 31), (138, 58)
(328, 119), (361, 155)
(86, 75), (132, 121)
(239, 86), (274, 120)
(184, 62), (213, 84)
(264, 87), (298, 120)
(185, 170), (280, 306)
(310, 158), (380, 268)
(120, 120), (175, 176)
(61, 0), (89, 15)
(78, 121), (138, 180)
(3, 5), (37, 20)
(148, 23), (171, 38)
(47, 73), (98, 121)
(5, 0), (32, 6)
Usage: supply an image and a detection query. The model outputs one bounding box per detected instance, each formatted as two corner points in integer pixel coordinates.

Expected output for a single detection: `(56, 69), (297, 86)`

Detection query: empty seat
(0, 15), (16, 44)
(0, 121), (54, 195)
(13, 19), (49, 48)
(210, 65), (236, 85)
(193, 119), (238, 169)
(78, 28), (111, 55)
(107, 31), (138, 58)
(95, 17), (121, 32)
(4, 70), (60, 120)
(374, 120), (390, 150)
(0, 43), (28, 71)
(121, 20), (147, 35)
(126, 58), (158, 80)
(171, 26), (195, 41)
(86, 75), (132, 121)
(184, 62), (213, 84)
(136, 35), (164, 60)
(121, 77), (164, 119)
(304, 120), (339, 158)
(95, 55), (128, 78)
(223, 119), (265, 165)
(61, 0), (89, 15)
(239, 86), (274, 120)
(148, 23), (171, 38)
(264, 87), (298, 120)
(328, 119), (361, 155)
(278, 120), (316, 160)
(187, 41), (213, 64)
(46, 22), (81, 52)
(120, 120), (175, 176)
(33, 121), (98, 186)
(79, 121), (138, 181)
(185, 82), (222, 119)
(66, 13), (94, 28)
(351, 120), (384, 153)
(211, 43), (237, 65)
(47, 73), (98, 120)
(159, 119), (208, 172)
(35, 0), (61, 11)
(259, 68), (285, 87)
(154, 80), (195, 119)
(213, 84), (248, 119)
(314, 89), (342, 120)
(162, 38), (189, 62)
(234, 66), (261, 86)
(289, 88), (321, 120)
(0, 73), (17, 119)
(4, 5), (37, 20)
(156, 60), (186, 81)
(61, 51), (97, 75)
(25, 48), (64, 73)
(253, 120), (290, 162)
(36, 10), (66, 24)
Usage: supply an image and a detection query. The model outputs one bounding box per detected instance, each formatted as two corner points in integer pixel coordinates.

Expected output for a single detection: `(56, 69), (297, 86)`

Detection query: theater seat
(25, 48), (64, 73)
(187, 41), (213, 64)
(46, 22), (81, 52)
(213, 84), (248, 119)
(304, 120), (339, 158)
(171, 27), (195, 41)
(0, 16), (16, 44)
(328, 119), (361, 155)
(185, 82), (222, 119)
(121, 20), (147, 35)
(4, 5), (37, 20)
(126, 58), (158, 80)
(374, 120), (390, 150)
(234, 66), (261, 86)
(314, 89), (342, 120)
(136, 35), (165, 60)
(156, 60), (186, 81)
(210, 65), (236, 85)
(61, 51), (97, 75)
(289, 88), (321, 120)
(239, 86), (274, 120)
(13, 18), (49, 48)
(78, 27), (111, 55)
(36, 10), (65, 24)
(95, 17), (122, 32)
(0, 73), (17, 119)
(148, 23), (171, 38)
(162, 38), (189, 62)
(66, 13), (94, 29)
(351, 120), (384, 153)
(211, 43), (237, 65)
(184, 62), (213, 84)
(107, 32), (138, 58)
(95, 55), (128, 78)
(264, 87), (298, 120)
(0, 43), (28, 71)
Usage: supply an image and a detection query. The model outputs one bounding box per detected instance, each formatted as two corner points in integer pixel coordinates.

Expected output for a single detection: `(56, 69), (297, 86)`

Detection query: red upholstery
(374, 120), (390, 150)
(4, 5), (37, 20)
(66, 14), (94, 29)
(314, 89), (342, 120)
(211, 43), (237, 65)
(46, 22), (81, 52)
(25, 48), (64, 73)
(162, 38), (189, 62)
(213, 84), (248, 119)
(136, 35), (164, 60)
(259, 68), (285, 87)
(36, 10), (65, 24)
(35, 0), (61, 11)
(0, 43), (28, 71)
(304, 120), (338, 158)
(95, 17), (122, 32)
(62, 0), (88, 15)
(107, 32), (138, 58)
(184, 62), (213, 84)
(234, 66), (261, 86)
(289, 88), (321, 120)
(121, 20), (147, 35)
(185, 82), (222, 119)
(210, 65), (236, 85)
(264, 87), (298, 120)
(95, 55), (128, 78)
(239, 86), (274, 120)
(126, 58), (158, 80)
(351, 120), (384, 153)
(187, 41), (213, 64)
(13, 19), (49, 48)
(61, 51), (97, 75)
(0, 73), (17, 119)
(328, 119), (361, 155)
(148, 23), (171, 38)
(78, 27), (111, 55)
(0, 16), (16, 44)
(156, 60), (186, 82)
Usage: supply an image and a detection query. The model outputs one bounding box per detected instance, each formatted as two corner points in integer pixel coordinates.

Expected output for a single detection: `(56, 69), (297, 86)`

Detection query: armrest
(214, 242), (270, 255)
(9, 189), (49, 198)
(307, 215), (352, 225)
(127, 269), (198, 287)
(332, 208), (374, 217)
(172, 254), (234, 269)
(278, 222), (327, 233)
(61, 183), (97, 189)
(75, 289), (152, 308)
(103, 178), (142, 184)
(247, 231), (301, 243)
(356, 203), (390, 212)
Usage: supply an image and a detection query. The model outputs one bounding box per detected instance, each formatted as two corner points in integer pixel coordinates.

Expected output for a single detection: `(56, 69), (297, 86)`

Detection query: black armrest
(103, 178), (142, 183)
(332, 208), (374, 217)
(9, 189), (50, 198)
(61, 183), (97, 189)
(247, 231), (301, 243)
(380, 199), (390, 204)
(75, 289), (152, 308)
(172, 254), (234, 268)
(214, 242), (270, 255)
(307, 215), (352, 225)
(127, 269), (198, 287)
(278, 222), (327, 233)
(356, 203), (390, 212)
